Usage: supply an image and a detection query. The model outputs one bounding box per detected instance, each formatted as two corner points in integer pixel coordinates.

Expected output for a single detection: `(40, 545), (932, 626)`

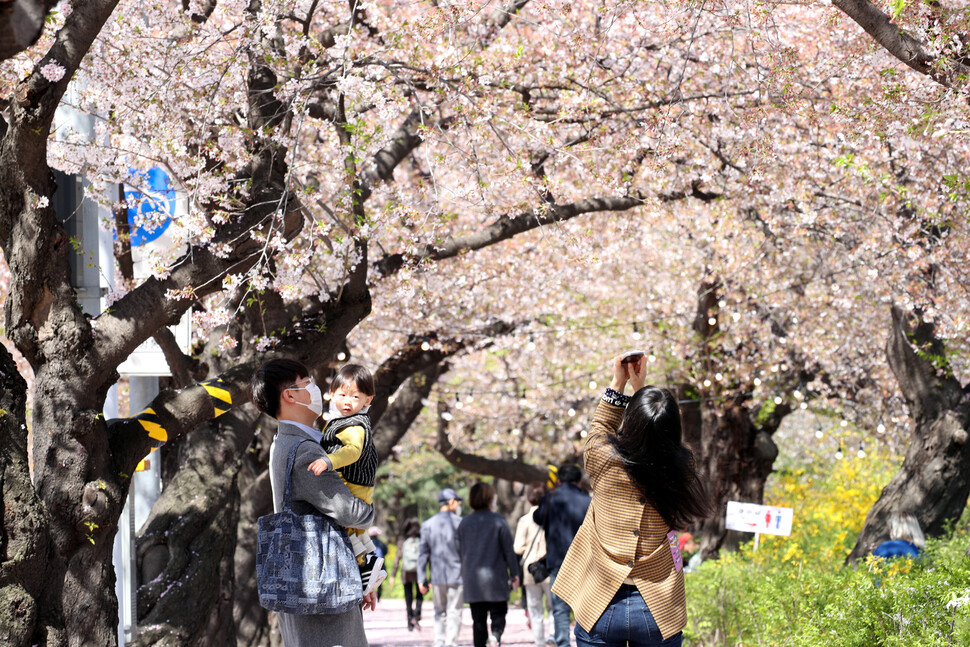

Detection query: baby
(308, 364), (385, 594)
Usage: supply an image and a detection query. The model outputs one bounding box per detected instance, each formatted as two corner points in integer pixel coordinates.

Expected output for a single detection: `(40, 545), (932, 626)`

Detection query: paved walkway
(365, 597), (555, 647)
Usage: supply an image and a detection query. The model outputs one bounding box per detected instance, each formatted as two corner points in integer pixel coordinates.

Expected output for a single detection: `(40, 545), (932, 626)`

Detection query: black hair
(330, 363), (375, 397)
(250, 359), (309, 419)
(468, 481), (496, 511)
(557, 463), (583, 485)
(609, 386), (713, 530)
(401, 517), (421, 538)
(525, 481), (545, 506)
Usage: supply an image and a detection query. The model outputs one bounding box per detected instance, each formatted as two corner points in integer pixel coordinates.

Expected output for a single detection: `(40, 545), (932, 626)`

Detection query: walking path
(365, 597), (552, 647)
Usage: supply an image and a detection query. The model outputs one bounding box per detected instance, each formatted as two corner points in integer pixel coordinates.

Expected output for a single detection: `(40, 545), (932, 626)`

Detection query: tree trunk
(233, 431), (276, 647)
(0, 344), (54, 646)
(696, 396), (779, 559)
(132, 408), (258, 646)
(0, 0), (58, 63)
(846, 306), (970, 562)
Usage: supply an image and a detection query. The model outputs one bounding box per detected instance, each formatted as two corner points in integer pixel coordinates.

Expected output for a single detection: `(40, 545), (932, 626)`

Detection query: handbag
(527, 557), (550, 583)
(256, 440), (364, 615)
(525, 502), (551, 583)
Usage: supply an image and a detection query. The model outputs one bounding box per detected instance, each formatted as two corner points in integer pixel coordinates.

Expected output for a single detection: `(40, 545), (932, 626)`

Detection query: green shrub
(684, 444), (970, 646)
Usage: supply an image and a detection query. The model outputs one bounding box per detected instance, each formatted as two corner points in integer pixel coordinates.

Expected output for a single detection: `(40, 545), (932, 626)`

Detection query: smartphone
(621, 350), (646, 364)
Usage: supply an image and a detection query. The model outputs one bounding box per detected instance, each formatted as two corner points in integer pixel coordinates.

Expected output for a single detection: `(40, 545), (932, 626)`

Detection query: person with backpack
(391, 517), (425, 631)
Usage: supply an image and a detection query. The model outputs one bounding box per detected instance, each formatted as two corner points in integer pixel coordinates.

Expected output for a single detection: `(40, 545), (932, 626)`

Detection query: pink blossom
(39, 62), (66, 83)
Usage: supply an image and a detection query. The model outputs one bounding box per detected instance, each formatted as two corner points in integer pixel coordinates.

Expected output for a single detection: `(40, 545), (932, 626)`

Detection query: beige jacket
(513, 505), (547, 585)
(551, 399), (686, 640)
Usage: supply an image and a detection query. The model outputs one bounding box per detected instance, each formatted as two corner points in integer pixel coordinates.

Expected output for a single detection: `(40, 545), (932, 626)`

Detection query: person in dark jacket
(534, 464), (591, 647)
(458, 481), (520, 647)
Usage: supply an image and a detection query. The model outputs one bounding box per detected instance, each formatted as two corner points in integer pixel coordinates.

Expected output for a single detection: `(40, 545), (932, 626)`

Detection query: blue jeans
(574, 585), (683, 647)
(548, 567), (573, 647)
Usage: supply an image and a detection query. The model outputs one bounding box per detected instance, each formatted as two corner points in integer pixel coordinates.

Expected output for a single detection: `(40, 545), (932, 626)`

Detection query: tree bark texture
(846, 306), (970, 562)
(0, 343), (55, 646)
(132, 412), (253, 646)
(696, 397), (780, 559)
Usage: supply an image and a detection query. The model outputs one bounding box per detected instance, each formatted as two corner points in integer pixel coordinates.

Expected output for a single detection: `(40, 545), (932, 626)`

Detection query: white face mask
(454, 504), (462, 517)
(288, 379), (324, 416)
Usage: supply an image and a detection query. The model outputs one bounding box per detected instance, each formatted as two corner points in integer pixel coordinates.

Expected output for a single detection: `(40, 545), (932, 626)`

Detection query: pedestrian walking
(419, 488), (464, 647)
(515, 481), (555, 647)
(534, 464), (590, 647)
(390, 517), (425, 631)
(457, 481), (519, 647)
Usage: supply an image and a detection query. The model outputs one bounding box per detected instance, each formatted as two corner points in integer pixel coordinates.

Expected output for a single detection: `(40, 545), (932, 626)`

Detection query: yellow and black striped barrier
(133, 408), (168, 447)
(201, 377), (232, 418)
(547, 464), (559, 489)
(131, 377), (233, 448)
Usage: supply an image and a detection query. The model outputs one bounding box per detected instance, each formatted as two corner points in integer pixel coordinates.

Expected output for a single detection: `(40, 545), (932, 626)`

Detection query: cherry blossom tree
(2, 0), (970, 644)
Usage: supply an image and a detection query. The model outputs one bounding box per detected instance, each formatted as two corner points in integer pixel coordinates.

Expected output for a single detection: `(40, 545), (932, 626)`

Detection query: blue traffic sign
(124, 167), (174, 246)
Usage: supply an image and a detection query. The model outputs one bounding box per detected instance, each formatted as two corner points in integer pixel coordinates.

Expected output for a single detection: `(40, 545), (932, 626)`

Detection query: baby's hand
(308, 458), (330, 475)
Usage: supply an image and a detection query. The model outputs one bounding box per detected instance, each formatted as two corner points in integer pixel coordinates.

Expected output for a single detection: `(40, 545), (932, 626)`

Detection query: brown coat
(551, 399), (687, 640)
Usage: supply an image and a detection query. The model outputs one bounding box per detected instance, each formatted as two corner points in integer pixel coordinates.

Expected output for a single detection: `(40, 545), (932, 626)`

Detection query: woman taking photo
(552, 355), (712, 647)
(457, 481), (520, 647)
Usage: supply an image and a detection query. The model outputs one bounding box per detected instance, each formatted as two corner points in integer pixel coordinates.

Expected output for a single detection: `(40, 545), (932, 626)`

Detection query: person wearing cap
(418, 487), (464, 647)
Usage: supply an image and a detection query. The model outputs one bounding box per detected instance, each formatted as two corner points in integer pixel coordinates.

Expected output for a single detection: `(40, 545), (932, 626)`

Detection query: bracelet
(602, 388), (631, 407)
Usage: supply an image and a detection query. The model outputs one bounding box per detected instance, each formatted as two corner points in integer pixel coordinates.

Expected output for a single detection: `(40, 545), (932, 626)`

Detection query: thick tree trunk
(0, 344), (54, 646)
(132, 409), (257, 646)
(696, 397), (780, 559)
(233, 431), (276, 647)
(846, 306), (970, 562)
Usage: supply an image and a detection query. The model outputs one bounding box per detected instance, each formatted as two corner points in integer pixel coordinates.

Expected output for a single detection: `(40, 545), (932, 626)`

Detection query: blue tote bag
(256, 440), (363, 614)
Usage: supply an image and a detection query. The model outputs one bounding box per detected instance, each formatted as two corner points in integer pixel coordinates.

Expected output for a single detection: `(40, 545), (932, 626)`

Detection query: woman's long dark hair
(609, 386), (713, 530)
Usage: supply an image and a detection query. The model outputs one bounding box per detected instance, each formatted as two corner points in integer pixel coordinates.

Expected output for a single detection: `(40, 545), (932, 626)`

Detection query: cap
(438, 488), (462, 503)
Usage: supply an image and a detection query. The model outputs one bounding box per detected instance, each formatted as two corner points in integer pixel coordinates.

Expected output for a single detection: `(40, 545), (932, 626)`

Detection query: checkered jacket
(551, 397), (687, 640)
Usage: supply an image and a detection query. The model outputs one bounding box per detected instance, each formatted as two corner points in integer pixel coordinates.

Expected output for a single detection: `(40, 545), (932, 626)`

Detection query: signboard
(725, 501), (794, 537)
(116, 167), (191, 376)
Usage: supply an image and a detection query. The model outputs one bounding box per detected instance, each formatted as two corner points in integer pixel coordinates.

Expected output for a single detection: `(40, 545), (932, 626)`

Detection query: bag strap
(525, 500), (550, 560)
(281, 439), (313, 510)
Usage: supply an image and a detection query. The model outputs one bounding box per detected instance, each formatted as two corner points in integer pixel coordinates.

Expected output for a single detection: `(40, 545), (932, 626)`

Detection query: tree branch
(886, 304), (964, 424)
(153, 327), (206, 389)
(373, 364), (444, 461)
(374, 195), (648, 277)
(435, 402), (548, 484)
(832, 0), (970, 86)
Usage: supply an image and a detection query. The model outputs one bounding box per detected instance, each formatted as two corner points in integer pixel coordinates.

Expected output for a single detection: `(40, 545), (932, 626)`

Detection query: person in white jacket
(514, 482), (555, 647)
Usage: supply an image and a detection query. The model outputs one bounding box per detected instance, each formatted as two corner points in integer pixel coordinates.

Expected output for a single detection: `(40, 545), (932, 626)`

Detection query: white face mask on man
(287, 379), (324, 416)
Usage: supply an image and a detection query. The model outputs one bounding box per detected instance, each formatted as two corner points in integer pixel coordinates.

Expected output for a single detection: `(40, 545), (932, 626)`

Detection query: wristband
(602, 388), (631, 407)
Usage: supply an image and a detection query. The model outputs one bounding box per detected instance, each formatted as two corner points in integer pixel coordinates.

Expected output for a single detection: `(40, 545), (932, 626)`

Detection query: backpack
(400, 537), (420, 572)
